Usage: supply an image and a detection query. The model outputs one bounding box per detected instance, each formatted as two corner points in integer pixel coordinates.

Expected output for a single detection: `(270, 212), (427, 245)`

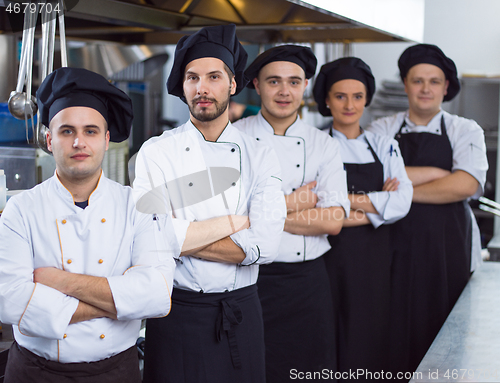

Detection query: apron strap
(216, 298), (243, 369)
(363, 134), (383, 166)
(396, 114), (446, 137)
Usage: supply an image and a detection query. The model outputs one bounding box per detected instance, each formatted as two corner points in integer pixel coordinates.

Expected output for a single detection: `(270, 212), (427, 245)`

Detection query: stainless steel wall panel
(0, 146), (36, 191)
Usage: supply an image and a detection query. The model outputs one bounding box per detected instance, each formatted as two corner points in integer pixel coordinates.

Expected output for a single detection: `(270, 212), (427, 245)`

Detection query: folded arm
(285, 181), (318, 213)
(349, 175), (409, 228)
(405, 166), (451, 187)
(284, 180), (346, 236)
(349, 193), (379, 215)
(412, 169), (479, 204)
(181, 215), (249, 257)
(0, 211), (78, 339)
(70, 301), (116, 324)
(343, 210), (371, 227)
(284, 206), (345, 236)
(34, 268), (117, 315)
(291, 135), (350, 235)
(191, 236), (246, 264)
(231, 150), (287, 266)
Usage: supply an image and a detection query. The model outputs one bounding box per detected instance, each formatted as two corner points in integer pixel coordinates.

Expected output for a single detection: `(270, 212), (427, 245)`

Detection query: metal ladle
(8, 0), (68, 153)
(35, 0), (68, 153)
(8, 7), (38, 121)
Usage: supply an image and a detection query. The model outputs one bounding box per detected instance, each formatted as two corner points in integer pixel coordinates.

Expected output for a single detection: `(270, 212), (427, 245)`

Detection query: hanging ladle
(36, 0), (68, 153)
(8, 0), (68, 152)
(8, 7), (38, 121)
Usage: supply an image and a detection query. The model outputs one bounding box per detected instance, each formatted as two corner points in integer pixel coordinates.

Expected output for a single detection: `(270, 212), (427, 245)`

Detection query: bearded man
(132, 24), (286, 383)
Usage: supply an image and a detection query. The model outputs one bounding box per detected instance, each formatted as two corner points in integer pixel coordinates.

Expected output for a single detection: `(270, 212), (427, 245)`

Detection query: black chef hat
(398, 43), (460, 102)
(245, 45), (317, 89)
(36, 67), (133, 142)
(313, 57), (375, 116)
(167, 24), (248, 103)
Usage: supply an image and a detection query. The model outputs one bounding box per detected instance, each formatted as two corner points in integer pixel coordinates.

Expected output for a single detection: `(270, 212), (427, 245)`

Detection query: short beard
(188, 89), (231, 122)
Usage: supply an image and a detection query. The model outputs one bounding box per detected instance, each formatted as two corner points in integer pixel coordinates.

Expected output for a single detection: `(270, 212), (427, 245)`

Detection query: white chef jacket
(367, 110), (488, 271)
(0, 172), (177, 363)
(330, 128), (413, 228)
(133, 119), (286, 293)
(234, 112), (349, 263)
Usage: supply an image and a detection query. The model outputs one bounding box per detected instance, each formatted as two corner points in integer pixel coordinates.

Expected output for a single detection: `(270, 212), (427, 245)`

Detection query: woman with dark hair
(313, 57), (413, 379)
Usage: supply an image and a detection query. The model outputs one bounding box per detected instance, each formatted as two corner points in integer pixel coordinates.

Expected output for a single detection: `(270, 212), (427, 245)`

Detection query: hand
(382, 177), (399, 192)
(285, 181), (318, 213)
(33, 267), (70, 295)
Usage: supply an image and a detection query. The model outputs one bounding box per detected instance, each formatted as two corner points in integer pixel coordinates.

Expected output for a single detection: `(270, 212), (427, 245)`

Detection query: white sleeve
(448, 117), (488, 198)
(132, 143), (190, 251)
(231, 147), (286, 265)
(0, 200), (79, 340)
(316, 136), (350, 215)
(366, 138), (413, 228)
(107, 212), (177, 320)
(366, 113), (404, 138)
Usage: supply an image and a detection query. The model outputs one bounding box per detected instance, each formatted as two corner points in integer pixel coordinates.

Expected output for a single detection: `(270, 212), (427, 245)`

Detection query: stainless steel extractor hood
(0, 0), (423, 45)
(65, 42), (169, 79)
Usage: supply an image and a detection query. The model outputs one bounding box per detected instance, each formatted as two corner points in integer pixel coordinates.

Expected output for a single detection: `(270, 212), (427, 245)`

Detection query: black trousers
(258, 257), (337, 382)
(4, 342), (141, 383)
(325, 224), (392, 381)
(389, 202), (471, 378)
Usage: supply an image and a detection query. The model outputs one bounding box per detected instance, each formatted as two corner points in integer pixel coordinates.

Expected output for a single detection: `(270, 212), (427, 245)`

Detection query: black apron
(142, 284), (265, 383)
(390, 116), (472, 377)
(257, 257), (336, 383)
(323, 135), (392, 380)
(4, 342), (141, 383)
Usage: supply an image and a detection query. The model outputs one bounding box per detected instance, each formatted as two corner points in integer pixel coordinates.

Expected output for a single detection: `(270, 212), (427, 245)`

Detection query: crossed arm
(341, 167), (476, 225)
(180, 215), (249, 263)
(283, 181), (345, 236)
(406, 167), (479, 204)
(343, 177), (399, 227)
(175, 157), (285, 265)
(34, 268), (117, 324)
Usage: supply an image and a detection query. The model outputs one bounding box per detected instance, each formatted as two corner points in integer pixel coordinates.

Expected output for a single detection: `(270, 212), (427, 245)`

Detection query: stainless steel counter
(411, 262), (500, 382)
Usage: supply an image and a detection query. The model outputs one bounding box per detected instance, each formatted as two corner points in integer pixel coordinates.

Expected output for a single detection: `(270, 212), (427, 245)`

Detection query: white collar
(404, 109), (444, 128)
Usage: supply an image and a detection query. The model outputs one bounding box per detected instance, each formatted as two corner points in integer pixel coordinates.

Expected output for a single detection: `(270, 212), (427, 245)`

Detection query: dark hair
(223, 62), (235, 81)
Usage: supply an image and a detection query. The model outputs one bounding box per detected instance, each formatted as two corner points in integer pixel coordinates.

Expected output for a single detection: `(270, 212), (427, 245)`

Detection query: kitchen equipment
(0, 169), (5, 213)
(0, 146), (36, 191)
(479, 196), (500, 216)
(35, 0), (68, 154)
(0, 103), (34, 143)
(7, 0), (67, 153)
(7, 5), (38, 148)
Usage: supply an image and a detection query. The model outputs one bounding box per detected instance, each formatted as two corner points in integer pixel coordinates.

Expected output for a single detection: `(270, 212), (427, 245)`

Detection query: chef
(367, 44), (488, 375)
(233, 45), (349, 382)
(0, 67), (177, 383)
(132, 24), (286, 383)
(312, 57), (412, 379)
